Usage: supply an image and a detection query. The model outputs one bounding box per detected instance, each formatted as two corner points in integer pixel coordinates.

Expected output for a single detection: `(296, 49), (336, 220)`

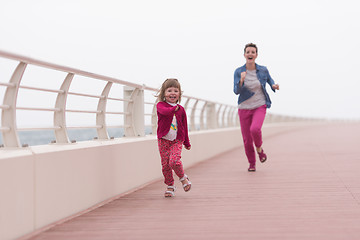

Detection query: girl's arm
(156, 102), (177, 116)
(182, 108), (191, 149)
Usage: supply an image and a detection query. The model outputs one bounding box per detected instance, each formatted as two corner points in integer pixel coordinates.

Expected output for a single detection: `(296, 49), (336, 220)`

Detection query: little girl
(156, 78), (192, 197)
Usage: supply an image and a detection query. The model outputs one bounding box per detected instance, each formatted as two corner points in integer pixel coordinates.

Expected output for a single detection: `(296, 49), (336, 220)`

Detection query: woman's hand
(272, 84), (280, 90)
(240, 71), (246, 86)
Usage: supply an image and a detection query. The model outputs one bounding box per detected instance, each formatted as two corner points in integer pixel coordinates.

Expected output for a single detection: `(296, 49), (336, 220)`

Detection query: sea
(0, 127), (154, 147)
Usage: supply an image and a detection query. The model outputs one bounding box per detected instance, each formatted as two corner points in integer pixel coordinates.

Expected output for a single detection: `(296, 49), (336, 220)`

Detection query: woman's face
(244, 47), (258, 64)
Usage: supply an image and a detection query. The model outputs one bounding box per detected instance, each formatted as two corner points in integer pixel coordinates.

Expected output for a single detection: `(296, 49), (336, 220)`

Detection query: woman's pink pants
(238, 105), (266, 167)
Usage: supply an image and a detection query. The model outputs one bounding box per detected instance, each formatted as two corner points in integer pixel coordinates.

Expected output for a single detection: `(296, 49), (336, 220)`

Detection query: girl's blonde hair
(156, 78), (182, 103)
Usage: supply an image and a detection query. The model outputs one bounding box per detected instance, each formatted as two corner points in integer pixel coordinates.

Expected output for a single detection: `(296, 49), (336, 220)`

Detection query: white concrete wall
(1, 127), (243, 240)
(0, 150), (35, 240)
(0, 122), (319, 240)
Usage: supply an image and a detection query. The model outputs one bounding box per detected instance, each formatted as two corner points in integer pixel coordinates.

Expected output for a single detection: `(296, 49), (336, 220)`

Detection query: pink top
(156, 101), (191, 148)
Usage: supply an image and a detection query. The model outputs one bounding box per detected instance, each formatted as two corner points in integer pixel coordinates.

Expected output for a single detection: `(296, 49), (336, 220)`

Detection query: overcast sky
(1, 0), (360, 120)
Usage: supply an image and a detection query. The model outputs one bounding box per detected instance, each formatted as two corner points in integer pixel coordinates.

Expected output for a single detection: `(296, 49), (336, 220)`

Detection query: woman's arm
(233, 69), (242, 95)
(266, 68), (278, 91)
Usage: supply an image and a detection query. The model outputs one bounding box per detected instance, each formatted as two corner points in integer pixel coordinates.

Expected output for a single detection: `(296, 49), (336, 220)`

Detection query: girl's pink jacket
(156, 101), (191, 148)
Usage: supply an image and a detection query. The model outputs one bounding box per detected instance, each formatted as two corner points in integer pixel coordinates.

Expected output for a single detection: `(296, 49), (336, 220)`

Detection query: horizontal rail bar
(17, 126), (62, 131)
(107, 97), (132, 102)
(104, 111), (127, 115)
(16, 107), (61, 112)
(65, 109), (101, 114)
(0, 82), (16, 87)
(0, 104), (10, 109)
(0, 50), (143, 89)
(19, 85), (64, 94)
(0, 127), (11, 131)
(106, 125), (126, 128)
(67, 91), (103, 99)
(66, 125), (103, 129)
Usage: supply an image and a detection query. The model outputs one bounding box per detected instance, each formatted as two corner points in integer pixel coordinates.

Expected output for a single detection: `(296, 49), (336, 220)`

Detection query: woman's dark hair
(244, 43), (258, 53)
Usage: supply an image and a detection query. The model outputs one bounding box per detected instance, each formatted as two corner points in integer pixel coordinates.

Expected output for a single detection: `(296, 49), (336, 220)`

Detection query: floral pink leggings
(158, 138), (185, 186)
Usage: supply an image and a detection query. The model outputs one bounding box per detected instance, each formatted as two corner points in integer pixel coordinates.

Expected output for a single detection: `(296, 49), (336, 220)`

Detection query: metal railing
(0, 50), (239, 148)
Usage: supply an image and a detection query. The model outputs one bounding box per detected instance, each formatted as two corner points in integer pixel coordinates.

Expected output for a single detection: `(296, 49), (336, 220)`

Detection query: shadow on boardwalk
(26, 122), (360, 240)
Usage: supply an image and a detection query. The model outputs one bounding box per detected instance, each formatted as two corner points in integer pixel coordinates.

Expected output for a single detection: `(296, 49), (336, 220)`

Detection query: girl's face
(164, 87), (180, 104)
(244, 47), (258, 64)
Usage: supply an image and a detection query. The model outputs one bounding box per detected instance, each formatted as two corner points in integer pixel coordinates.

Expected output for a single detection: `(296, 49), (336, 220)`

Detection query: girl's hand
(185, 146), (191, 150)
(175, 105), (179, 111)
(240, 72), (246, 86)
(272, 84), (280, 90)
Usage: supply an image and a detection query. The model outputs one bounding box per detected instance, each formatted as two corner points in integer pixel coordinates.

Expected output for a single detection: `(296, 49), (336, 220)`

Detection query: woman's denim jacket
(233, 63), (276, 108)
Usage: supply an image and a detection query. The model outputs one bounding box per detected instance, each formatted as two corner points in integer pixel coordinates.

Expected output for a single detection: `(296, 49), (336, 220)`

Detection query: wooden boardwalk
(25, 122), (360, 240)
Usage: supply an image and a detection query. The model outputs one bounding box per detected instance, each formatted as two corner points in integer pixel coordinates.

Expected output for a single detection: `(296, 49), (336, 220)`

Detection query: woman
(233, 43), (279, 172)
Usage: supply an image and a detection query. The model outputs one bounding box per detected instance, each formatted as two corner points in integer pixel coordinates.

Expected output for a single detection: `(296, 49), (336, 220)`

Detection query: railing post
(124, 86), (144, 137)
(54, 73), (73, 144)
(200, 102), (207, 130)
(231, 108), (238, 127)
(216, 104), (223, 128)
(227, 107), (232, 127)
(183, 97), (190, 112)
(96, 82), (112, 139)
(1, 62), (26, 147)
(222, 106), (228, 128)
(206, 102), (216, 129)
(151, 100), (158, 135)
(190, 99), (198, 131)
